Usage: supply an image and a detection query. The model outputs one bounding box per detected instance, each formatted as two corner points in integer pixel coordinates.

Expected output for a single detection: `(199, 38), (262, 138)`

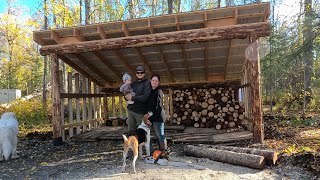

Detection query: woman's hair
(150, 74), (161, 82)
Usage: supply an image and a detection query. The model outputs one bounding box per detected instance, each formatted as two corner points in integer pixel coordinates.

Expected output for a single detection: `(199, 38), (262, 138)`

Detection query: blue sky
(0, 0), (41, 14)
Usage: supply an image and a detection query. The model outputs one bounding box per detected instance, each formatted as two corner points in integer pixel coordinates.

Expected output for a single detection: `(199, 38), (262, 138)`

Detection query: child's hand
(125, 94), (133, 101)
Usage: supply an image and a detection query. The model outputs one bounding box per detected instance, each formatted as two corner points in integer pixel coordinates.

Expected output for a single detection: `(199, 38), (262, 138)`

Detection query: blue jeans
(152, 122), (165, 147)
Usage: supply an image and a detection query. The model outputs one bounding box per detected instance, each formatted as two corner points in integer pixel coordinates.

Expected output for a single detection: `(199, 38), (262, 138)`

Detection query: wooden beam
(97, 25), (108, 39)
(157, 46), (175, 82)
(33, 33), (47, 46)
(122, 22), (130, 36)
(179, 44), (191, 82)
(135, 48), (153, 74)
(92, 51), (122, 81)
(224, 40), (232, 80)
(51, 53), (63, 145)
(51, 31), (61, 44)
(57, 54), (104, 87)
(175, 15), (180, 31)
(148, 19), (154, 34)
(71, 53), (112, 86)
(40, 22), (270, 55)
(60, 93), (104, 98)
(74, 28), (86, 41)
(234, 8), (238, 24)
(249, 36), (263, 144)
(204, 12), (208, 28)
(113, 50), (136, 75)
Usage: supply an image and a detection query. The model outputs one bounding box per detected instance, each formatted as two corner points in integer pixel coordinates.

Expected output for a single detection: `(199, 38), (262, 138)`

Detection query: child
(120, 73), (135, 104)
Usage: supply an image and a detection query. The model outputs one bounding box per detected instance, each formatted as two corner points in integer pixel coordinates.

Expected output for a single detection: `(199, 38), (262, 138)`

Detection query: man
(125, 66), (151, 133)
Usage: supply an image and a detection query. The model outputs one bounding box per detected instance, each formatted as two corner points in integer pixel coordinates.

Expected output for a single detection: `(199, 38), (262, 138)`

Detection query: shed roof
(33, 3), (270, 89)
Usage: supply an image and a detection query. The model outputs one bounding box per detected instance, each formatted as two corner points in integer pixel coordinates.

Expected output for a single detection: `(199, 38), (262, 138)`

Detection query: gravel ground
(0, 136), (317, 180)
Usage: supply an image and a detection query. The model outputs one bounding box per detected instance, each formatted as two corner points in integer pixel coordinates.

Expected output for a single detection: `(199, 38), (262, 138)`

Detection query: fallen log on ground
(200, 145), (277, 165)
(184, 145), (265, 169)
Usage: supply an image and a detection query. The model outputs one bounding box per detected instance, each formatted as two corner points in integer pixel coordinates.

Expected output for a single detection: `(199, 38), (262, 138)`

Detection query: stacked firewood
(172, 87), (246, 129)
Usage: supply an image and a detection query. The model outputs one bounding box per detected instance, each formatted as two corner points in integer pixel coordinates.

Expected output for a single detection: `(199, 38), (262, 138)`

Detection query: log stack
(172, 87), (246, 129)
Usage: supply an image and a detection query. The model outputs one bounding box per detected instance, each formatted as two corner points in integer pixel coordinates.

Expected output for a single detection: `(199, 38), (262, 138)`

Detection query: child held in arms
(120, 73), (135, 104)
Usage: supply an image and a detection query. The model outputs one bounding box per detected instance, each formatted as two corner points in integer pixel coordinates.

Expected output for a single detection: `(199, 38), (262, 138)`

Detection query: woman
(145, 74), (168, 153)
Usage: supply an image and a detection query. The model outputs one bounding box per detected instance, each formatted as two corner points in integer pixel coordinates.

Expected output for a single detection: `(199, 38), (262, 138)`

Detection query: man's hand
(125, 94), (133, 101)
(143, 114), (152, 127)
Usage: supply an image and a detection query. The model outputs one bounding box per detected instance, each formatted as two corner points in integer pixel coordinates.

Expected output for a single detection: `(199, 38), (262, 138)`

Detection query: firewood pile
(172, 87), (247, 129)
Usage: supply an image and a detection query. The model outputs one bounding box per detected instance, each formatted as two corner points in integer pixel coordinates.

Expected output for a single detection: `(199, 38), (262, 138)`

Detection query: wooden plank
(40, 22), (271, 55)
(75, 73), (81, 135)
(60, 93), (104, 98)
(212, 131), (253, 143)
(92, 51), (122, 81)
(119, 96), (123, 117)
(88, 80), (93, 130)
(81, 75), (87, 132)
(68, 72), (73, 138)
(112, 96), (116, 117)
(103, 94), (108, 121)
(93, 84), (98, 128)
(51, 53), (63, 145)
(62, 118), (104, 128)
(59, 70), (65, 141)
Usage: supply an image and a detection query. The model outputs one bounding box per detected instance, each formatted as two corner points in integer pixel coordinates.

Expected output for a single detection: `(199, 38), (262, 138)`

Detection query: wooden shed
(33, 3), (270, 145)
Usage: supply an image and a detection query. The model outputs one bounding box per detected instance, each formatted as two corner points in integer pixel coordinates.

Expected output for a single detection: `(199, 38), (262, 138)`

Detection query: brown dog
(122, 114), (151, 173)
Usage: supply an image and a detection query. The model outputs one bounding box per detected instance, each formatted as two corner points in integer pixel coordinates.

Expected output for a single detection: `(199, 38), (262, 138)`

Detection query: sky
(0, 0), (40, 15)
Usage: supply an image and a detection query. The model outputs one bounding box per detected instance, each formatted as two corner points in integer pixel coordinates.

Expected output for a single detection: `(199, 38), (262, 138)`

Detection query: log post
(249, 36), (264, 144)
(51, 53), (63, 146)
(103, 93), (108, 122)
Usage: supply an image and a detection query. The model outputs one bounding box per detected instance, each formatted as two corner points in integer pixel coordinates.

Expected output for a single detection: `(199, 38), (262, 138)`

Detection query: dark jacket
(127, 77), (151, 114)
(146, 87), (163, 123)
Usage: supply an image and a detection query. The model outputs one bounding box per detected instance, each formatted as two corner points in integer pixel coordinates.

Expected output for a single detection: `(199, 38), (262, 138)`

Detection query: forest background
(0, 0), (319, 124)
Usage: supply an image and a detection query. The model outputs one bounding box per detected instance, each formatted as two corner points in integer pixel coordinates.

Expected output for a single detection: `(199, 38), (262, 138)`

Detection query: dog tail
(2, 140), (12, 160)
(122, 134), (128, 142)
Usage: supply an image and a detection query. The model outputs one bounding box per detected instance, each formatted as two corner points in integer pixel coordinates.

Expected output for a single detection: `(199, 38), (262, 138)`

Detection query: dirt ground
(0, 134), (318, 180)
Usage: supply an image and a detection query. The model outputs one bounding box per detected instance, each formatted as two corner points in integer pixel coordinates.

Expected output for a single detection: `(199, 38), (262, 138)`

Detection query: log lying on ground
(203, 145), (277, 165)
(184, 145), (265, 169)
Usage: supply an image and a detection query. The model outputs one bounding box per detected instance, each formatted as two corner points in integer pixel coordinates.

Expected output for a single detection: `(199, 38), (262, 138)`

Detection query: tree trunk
(184, 145), (265, 169)
(42, 0), (48, 109)
(85, 0), (90, 24)
(168, 0), (173, 14)
(202, 145), (277, 165)
(303, 0), (314, 110)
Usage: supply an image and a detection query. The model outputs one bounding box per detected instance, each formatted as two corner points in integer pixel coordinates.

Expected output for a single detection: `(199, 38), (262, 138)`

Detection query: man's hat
(136, 66), (145, 72)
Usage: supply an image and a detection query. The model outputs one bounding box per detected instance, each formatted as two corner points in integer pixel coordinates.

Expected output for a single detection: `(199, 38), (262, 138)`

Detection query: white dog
(0, 112), (19, 161)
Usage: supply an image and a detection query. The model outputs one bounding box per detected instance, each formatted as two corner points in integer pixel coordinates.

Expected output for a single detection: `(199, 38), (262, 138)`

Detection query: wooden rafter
(71, 53), (111, 86)
(92, 51), (122, 81)
(224, 40), (232, 80)
(135, 48), (153, 74)
(175, 15), (180, 31)
(122, 22), (130, 36)
(157, 46), (175, 82)
(58, 54), (104, 87)
(179, 44), (191, 82)
(40, 22), (270, 55)
(74, 29), (86, 41)
(51, 31), (61, 44)
(147, 19), (154, 34)
(113, 50), (136, 75)
(97, 25), (108, 39)
(204, 11), (208, 28)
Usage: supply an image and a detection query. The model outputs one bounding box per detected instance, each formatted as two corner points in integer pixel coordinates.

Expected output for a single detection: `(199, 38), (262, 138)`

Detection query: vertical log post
(249, 36), (264, 144)
(75, 73), (81, 134)
(119, 95), (123, 117)
(88, 80), (92, 130)
(93, 84), (98, 128)
(59, 70), (65, 141)
(67, 72), (73, 138)
(51, 53), (63, 146)
(81, 75), (87, 132)
(103, 93), (108, 122)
